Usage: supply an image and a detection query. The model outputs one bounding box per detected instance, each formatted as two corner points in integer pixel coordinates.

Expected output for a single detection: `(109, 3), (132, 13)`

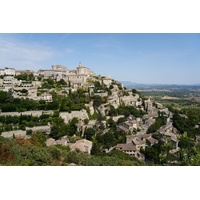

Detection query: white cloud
(64, 48), (74, 54)
(0, 35), (56, 70)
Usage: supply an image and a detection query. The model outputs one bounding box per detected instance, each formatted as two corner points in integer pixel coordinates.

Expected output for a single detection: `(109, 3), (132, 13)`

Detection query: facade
(0, 67), (16, 76)
(5, 67), (16, 76)
(76, 64), (95, 75)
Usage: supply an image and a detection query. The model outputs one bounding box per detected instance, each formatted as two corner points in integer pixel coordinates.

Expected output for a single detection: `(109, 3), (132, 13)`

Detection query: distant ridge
(120, 81), (200, 88)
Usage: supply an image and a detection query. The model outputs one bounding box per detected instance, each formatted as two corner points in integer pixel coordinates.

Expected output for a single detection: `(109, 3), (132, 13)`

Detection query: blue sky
(0, 33), (199, 85)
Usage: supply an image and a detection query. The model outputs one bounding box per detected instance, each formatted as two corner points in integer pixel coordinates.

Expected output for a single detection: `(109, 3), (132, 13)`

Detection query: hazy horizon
(0, 33), (199, 85)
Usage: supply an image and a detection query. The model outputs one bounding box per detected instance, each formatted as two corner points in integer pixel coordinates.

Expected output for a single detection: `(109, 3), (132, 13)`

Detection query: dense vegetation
(0, 88), (90, 112)
(0, 114), (50, 132)
(147, 117), (166, 133)
(109, 104), (146, 117)
(0, 136), (144, 166)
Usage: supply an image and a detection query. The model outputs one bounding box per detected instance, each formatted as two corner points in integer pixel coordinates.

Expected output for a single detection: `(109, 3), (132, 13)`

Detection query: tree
(0, 91), (8, 103)
(132, 89), (138, 94)
(147, 117), (166, 133)
(0, 143), (15, 165)
(30, 131), (46, 147)
(46, 78), (54, 85)
(84, 118), (89, 124)
(84, 127), (95, 140)
(91, 141), (102, 155)
(57, 79), (67, 85)
(107, 118), (116, 129)
(7, 89), (13, 100)
(21, 89), (28, 93)
(11, 145), (52, 166)
(64, 151), (80, 164)
(14, 136), (31, 147)
(47, 146), (61, 160)
(109, 85), (114, 89)
(50, 125), (60, 140)
(103, 132), (115, 149)
(117, 117), (126, 124)
(109, 105), (118, 116)
(92, 95), (103, 108)
(144, 145), (160, 164)
(37, 76), (42, 81)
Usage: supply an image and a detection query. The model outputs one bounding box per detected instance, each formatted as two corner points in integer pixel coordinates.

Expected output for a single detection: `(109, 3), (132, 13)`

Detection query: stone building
(52, 65), (68, 71)
(144, 98), (153, 112)
(117, 120), (138, 133)
(0, 67), (16, 76)
(114, 135), (145, 160)
(76, 64), (95, 75)
(0, 68), (4, 75)
(101, 76), (112, 88)
(15, 70), (34, 76)
(69, 139), (93, 154)
(120, 95), (138, 107)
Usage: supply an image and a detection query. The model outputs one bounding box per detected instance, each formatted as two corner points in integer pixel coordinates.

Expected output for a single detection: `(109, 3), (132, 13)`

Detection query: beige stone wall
(1, 130), (26, 138)
(0, 110), (53, 116)
(60, 109), (89, 123)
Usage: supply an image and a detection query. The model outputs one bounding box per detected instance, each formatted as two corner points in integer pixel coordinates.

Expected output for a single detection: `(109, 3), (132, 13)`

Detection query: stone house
(69, 139), (93, 154)
(163, 132), (179, 149)
(120, 95), (138, 107)
(144, 98), (153, 112)
(114, 140), (145, 160)
(46, 138), (56, 146)
(155, 102), (164, 109)
(46, 136), (69, 147)
(114, 135), (146, 160)
(146, 137), (158, 147)
(38, 94), (53, 102)
(37, 68), (67, 79)
(101, 76), (112, 88)
(3, 76), (19, 85)
(136, 134), (158, 147)
(117, 120), (138, 133)
(76, 64), (95, 75)
(12, 87), (38, 99)
(117, 125), (129, 133)
(4, 67), (16, 76)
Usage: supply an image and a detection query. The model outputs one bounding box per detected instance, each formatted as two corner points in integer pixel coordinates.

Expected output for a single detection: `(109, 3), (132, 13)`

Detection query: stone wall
(1, 130), (26, 138)
(60, 109), (89, 123)
(0, 110), (54, 116)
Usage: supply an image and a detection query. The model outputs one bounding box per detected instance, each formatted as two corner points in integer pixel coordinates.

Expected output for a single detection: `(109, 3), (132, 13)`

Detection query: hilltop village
(0, 64), (181, 165)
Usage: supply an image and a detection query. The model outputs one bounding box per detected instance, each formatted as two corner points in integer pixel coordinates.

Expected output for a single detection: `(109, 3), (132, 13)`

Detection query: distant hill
(192, 84), (200, 86)
(120, 81), (200, 88)
(120, 81), (162, 88)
